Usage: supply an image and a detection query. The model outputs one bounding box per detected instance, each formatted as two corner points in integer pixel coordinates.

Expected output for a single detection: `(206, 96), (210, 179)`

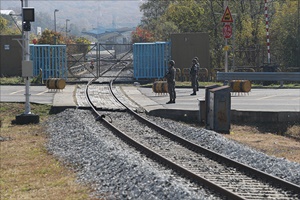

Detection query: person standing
(190, 58), (198, 95)
(164, 60), (176, 104)
(194, 57), (200, 91)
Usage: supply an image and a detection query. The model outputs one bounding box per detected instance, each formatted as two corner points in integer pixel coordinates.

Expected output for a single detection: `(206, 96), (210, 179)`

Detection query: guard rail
(217, 72), (300, 82)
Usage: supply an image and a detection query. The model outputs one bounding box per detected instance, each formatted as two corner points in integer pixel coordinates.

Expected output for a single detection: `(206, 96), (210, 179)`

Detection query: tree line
(1, 0), (299, 71)
(132, 0), (300, 71)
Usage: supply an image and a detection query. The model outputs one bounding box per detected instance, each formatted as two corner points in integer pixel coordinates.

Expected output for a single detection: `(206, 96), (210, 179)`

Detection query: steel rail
(84, 64), (245, 199)
(84, 70), (300, 199)
(110, 81), (300, 197)
(109, 82), (300, 194)
(83, 81), (245, 200)
(98, 112), (245, 200)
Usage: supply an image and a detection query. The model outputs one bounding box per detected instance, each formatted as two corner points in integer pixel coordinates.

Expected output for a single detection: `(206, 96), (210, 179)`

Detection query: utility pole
(297, 0), (300, 71)
(24, 0), (31, 115)
(66, 19), (70, 38)
(54, 9), (59, 44)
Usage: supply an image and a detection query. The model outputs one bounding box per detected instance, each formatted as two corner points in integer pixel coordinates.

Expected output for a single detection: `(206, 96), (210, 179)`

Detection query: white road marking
(291, 97), (300, 101)
(35, 90), (48, 96)
(255, 95), (278, 100)
(9, 89), (24, 95)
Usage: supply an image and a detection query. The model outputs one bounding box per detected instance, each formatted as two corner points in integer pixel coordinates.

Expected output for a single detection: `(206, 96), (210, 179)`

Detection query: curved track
(83, 68), (300, 199)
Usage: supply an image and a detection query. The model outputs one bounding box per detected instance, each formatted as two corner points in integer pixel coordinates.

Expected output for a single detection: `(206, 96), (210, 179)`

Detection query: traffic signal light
(23, 21), (31, 31)
(22, 7), (34, 32)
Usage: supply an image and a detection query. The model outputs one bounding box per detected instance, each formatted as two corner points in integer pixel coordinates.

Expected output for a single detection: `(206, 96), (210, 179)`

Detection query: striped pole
(265, 0), (271, 64)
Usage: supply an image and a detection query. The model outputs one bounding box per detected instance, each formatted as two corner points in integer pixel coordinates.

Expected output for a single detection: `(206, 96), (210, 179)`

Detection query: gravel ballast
(46, 109), (300, 199)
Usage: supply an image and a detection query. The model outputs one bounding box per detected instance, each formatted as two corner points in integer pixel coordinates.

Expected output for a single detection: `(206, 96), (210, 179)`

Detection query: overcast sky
(1, 0), (143, 30)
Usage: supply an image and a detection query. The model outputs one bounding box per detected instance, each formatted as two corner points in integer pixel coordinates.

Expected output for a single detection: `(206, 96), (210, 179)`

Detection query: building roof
(82, 26), (135, 40)
(0, 10), (16, 15)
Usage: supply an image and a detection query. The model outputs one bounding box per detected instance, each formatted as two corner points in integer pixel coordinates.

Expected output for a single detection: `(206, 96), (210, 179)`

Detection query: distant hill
(1, 0), (143, 31)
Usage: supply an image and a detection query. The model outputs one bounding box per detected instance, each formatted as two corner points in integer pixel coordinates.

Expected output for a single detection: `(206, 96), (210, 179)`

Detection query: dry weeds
(227, 124), (300, 163)
(0, 103), (98, 200)
(1, 103), (299, 200)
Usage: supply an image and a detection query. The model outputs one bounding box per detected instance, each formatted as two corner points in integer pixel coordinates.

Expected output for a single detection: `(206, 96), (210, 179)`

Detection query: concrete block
(14, 114), (39, 125)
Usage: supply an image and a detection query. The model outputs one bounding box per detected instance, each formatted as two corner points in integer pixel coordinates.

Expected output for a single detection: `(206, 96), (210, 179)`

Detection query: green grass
(141, 81), (223, 88)
(143, 81), (300, 88)
(0, 76), (43, 85)
(251, 82), (300, 88)
(0, 103), (95, 200)
(0, 77), (25, 85)
(0, 103), (51, 121)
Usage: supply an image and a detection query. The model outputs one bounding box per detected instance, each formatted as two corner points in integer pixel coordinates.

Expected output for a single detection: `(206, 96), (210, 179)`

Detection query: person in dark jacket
(194, 57), (200, 91)
(164, 60), (176, 104)
(190, 58), (198, 95)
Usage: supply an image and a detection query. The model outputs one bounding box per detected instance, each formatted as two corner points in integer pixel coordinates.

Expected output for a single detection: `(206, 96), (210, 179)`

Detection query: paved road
(230, 88), (300, 112)
(1, 85), (299, 112)
(0, 85), (54, 105)
(130, 87), (300, 112)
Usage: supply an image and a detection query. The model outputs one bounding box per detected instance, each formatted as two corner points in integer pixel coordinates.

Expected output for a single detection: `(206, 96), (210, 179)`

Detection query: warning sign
(221, 6), (233, 23)
(223, 24), (232, 39)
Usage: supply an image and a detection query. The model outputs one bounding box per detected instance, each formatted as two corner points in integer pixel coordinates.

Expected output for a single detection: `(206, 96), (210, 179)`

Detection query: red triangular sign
(221, 6), (233, 23)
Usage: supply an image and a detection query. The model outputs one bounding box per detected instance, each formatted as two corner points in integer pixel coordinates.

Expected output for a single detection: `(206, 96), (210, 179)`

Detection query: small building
(171, 32), (210, 79)
(0, 11), (23, 76)
(0, 10), (22, 27)
(0, 10), (16, 16)
(0, 35), (23, 77)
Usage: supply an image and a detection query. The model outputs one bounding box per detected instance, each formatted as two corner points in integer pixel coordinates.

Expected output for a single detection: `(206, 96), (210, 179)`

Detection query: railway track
(76, 59), (138, 110)
(83, 66), (300, 199)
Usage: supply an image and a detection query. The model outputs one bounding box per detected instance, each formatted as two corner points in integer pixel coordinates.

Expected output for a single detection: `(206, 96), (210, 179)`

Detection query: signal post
(15, 0), (39, 125)
(221, 2), (233, 73)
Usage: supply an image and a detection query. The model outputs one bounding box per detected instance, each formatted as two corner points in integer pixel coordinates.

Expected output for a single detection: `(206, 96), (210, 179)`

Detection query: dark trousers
(191, 75), (197, 92)
(168, 81), (176, 100)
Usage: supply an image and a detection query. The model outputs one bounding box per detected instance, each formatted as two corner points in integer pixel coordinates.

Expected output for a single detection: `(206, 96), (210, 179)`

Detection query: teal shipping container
(133, 42), (171, 80)
(30, 45), (67, 80)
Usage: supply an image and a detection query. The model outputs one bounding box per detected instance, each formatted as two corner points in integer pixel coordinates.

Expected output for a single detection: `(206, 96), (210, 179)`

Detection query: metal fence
(66, 43), (133, 79)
